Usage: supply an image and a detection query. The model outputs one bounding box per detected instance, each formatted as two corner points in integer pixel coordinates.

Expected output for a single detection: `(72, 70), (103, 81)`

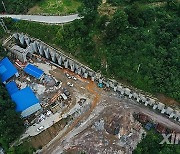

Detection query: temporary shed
(11, 87), (41, 117)
(5, 81), (19, 95)
(24, 64), (44, 79)
(0, 57), (19, 83)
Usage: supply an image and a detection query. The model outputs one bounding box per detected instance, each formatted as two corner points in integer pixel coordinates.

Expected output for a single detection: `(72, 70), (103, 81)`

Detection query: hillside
(4, 0), (179, 103)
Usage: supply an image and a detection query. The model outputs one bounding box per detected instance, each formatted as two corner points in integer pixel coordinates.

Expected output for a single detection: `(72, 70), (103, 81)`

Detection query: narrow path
(43, 81), (100, 154)
(0, 14), (80, 24)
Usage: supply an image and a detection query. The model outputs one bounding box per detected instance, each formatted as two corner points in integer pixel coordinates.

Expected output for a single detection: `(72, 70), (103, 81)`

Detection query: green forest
(5, 0), (180, 102)
(133, 129), (180, 154)
(0, 0), (41, 14)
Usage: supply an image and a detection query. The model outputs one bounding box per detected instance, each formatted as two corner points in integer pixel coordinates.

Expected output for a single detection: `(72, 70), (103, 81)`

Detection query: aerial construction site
(1, 33), (179, 154)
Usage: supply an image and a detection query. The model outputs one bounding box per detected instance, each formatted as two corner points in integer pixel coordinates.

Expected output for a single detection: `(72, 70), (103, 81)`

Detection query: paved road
(0, 14), (80, 24)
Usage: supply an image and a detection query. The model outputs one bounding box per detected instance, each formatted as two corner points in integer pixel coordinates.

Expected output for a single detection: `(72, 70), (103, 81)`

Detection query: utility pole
(2, 1), (7, 12)
(0, 18), (8, 33)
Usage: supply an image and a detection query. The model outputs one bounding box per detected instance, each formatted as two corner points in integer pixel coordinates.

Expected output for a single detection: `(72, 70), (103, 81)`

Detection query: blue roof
(24, 64), (44, 79)
(5, 81), (19, 95)
(11, 87), (40, 112)
(0, 57), (18, 83)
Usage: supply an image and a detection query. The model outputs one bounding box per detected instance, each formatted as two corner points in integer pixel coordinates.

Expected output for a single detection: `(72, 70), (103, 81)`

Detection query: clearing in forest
(28, 0), (81, 15)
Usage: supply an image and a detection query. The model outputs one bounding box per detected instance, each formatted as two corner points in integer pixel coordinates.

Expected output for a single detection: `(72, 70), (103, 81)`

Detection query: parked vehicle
(37, 126), (44, 132)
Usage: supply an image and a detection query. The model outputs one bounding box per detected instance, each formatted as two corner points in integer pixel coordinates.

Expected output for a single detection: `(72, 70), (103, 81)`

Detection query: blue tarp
(24, 64), (44, 79)
(0, 57), (18, 83)
(11, 87), (39, 112)
(5, 81), (19, 96)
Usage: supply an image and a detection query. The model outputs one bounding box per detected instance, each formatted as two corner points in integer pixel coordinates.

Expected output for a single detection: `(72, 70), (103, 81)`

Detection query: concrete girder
(117, 85), (123, 92)
(50, 51), (56, 62)
(32, 42), (38, 53)
(153, 104), (158, 110)
(114, 86), (117, 92)
(75, 64), (79, 70)
(157, 102), (165, 111)
(64, 60), (69, 68)
(124, 88), (131, 96)
(78, 67), (82, 75)
(58, 56), (62, 65)
(88, 71), (93, 77)
(144, 101), (148, 106)
(109, 82), (115, 88)
(84, 72), (88, 78)
(13, 33), (19, 39)
(19, 35), (25, 45)
(39, 45), (44, 56)
(99, 79), (103, 84)
(25, 38), (30, 46)
(61, 56), (66, 62)
(166, 107), (174, 115)
(148, 98), (156, 106)
(91, 76), (95, 81)
(139, 94), (147, 102)
(81, 67), (86, 74)
(169, 112), (175, 118)
(174, 110), (180, 120)
(161, 108), (166, 114)
(132, 92), (138, 99)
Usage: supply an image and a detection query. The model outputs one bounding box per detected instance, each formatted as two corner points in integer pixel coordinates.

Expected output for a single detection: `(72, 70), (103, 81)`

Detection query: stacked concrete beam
(124, 88), (131, 97)
(84, 72), (88, 78)
(117, 85), (124, 95)
(139, 94), (147, 103)
(99, 78), (103, 84)
(58, 56), (62, 65)
(169, 111), (175, 118)
(103, 80), (109, 88)
(132, 92), (139, 101)
(166, 107), (174, 116)
(109, 81), (115, 89)
(174, 111), (180, 122)
(157, 102), (165, 112)
(153, 103), (158, 110)
(64, 60), (69, 68)
(145, 98), (156, 106)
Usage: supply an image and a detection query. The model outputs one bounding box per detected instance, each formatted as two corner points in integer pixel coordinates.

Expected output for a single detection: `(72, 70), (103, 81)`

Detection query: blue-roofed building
(24, 64), (44, 79)
(11, 87), (41, 117)
(0, 57), (19, 84)
(5, 81), (19, 95)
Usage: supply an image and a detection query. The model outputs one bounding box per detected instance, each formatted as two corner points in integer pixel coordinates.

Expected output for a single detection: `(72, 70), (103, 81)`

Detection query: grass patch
(28, 0), (82, 15)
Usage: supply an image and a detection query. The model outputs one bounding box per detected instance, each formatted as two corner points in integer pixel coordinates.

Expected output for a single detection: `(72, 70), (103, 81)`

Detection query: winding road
(0, 14), (81, 24)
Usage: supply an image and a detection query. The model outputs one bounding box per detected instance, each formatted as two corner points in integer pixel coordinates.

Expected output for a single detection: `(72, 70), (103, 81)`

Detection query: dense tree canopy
(0, 32), (25, 151)
(0, 0), (41, 14)
(133, 130), (180, 154)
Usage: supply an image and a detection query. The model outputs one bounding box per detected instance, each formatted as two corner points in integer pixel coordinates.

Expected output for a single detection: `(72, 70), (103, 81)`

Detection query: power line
(0, 18), (8, 33)
(2, 1), (7, 12)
